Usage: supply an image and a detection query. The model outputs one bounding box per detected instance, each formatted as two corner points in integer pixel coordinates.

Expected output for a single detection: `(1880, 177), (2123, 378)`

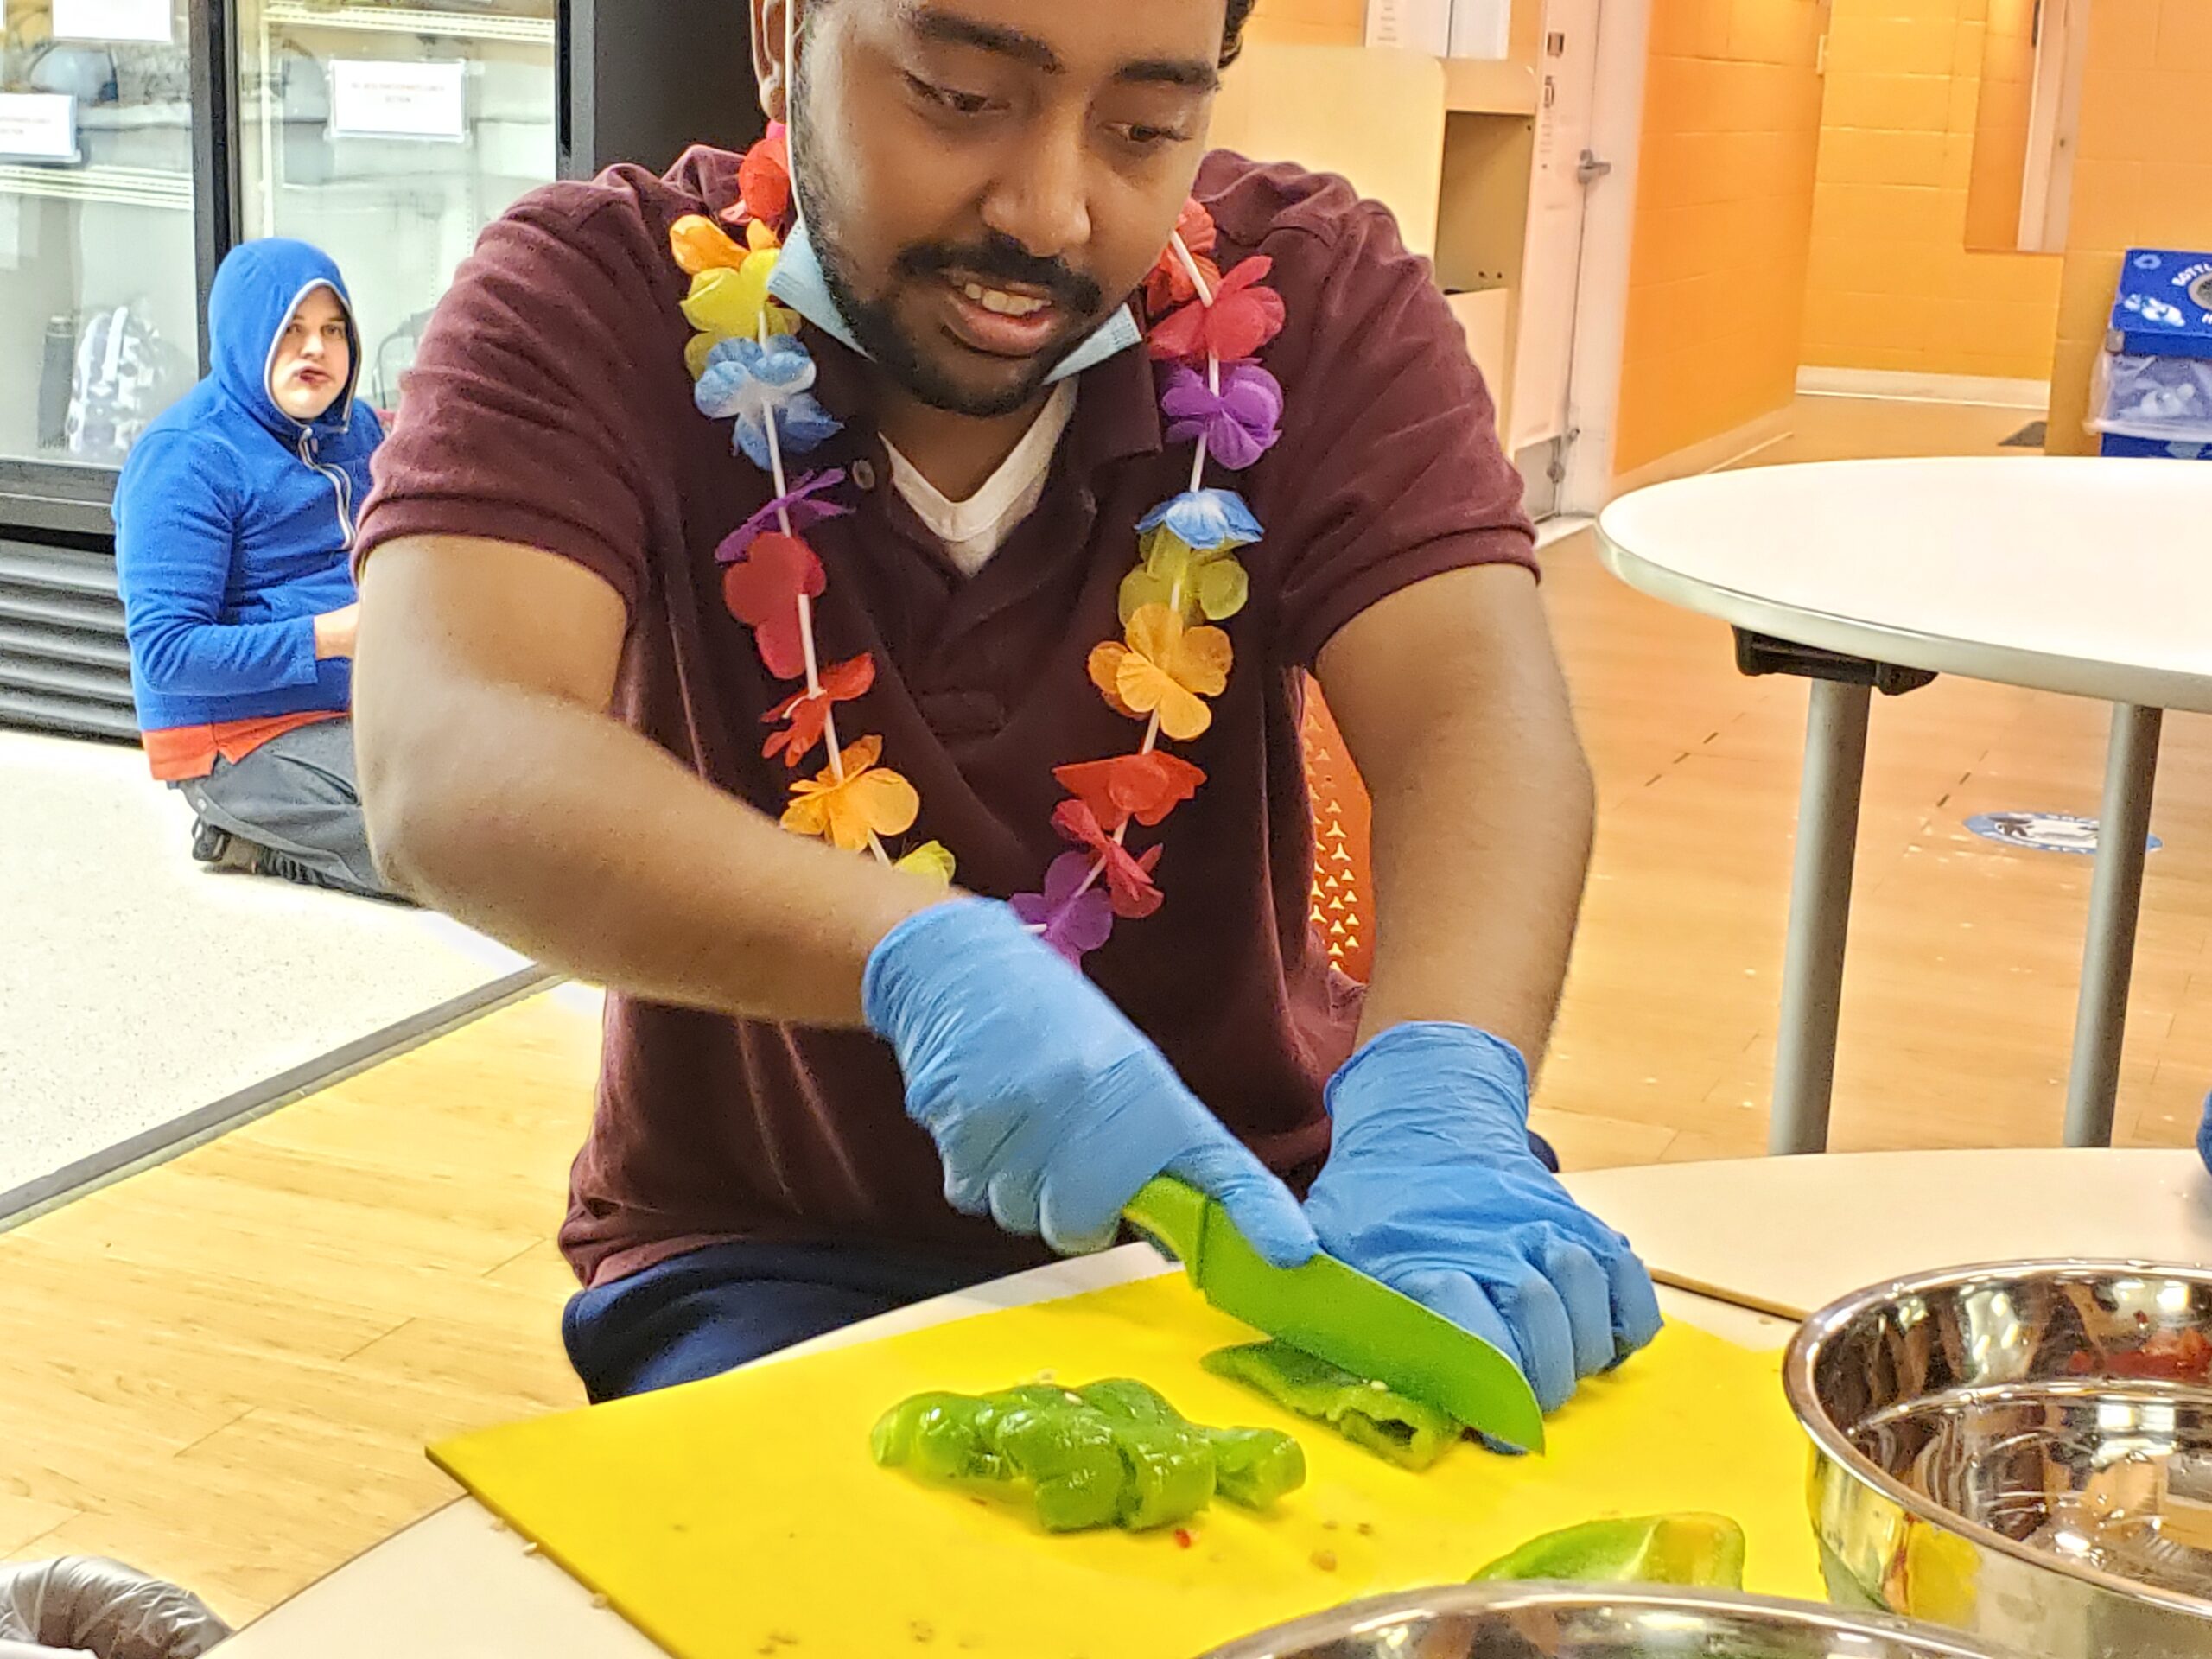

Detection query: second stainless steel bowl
(1197, 1583), (2019, 1657)
(1787, 1259), (2212, 1658)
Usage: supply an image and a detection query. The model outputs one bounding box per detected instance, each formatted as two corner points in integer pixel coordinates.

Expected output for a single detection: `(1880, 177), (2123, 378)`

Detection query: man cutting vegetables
(350, 0), (1662, 1414)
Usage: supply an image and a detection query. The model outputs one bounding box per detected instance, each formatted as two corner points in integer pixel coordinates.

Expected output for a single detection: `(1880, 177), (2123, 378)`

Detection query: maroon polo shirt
(357, 145), (1535, 1288)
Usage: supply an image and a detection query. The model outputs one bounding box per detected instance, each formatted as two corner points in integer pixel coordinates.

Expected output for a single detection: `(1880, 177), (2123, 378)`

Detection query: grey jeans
(176, 716), (396, 900)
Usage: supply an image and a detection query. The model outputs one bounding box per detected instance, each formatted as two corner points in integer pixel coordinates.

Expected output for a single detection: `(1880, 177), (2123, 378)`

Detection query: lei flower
(674, 140), (1281, 957)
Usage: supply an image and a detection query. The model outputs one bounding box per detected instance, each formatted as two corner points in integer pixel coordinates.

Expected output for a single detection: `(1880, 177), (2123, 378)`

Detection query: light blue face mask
(767, 215), (1145, 386)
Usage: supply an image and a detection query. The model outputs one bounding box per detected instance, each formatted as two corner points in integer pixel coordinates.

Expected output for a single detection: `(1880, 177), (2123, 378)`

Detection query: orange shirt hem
(143, 709), (346, 782)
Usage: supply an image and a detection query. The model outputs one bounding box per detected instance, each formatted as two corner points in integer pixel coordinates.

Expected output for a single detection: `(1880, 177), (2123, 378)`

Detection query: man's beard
(789, 143), (1109, 418)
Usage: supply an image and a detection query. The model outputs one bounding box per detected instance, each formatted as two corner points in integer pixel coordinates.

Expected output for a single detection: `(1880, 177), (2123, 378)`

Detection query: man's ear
(753, 0), (795, 124)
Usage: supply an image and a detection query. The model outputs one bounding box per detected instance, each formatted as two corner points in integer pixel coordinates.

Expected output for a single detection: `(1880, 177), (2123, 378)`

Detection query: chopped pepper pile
(870, 1379), (1305, 1532)
(1202, 1340), (1464, 1471)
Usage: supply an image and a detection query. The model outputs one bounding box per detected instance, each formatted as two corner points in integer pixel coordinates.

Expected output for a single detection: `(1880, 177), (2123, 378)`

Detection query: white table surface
(1569, 1147), (2212, 1319)
(1595, 457), (2212, 714)
(218, 1148), (2209, 1656)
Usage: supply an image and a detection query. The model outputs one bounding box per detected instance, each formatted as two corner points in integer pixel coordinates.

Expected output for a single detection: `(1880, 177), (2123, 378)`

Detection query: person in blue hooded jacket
(113, 238), (393, 899)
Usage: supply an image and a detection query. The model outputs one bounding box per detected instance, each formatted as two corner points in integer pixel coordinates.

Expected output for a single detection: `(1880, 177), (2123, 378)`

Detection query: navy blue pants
(563, 1132), (1559, 1404)
(562, 1242), (1000, 1403)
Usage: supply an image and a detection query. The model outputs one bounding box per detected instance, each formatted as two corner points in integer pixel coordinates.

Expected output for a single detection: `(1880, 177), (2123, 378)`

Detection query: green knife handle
(1124, 1175), (1208, 1269)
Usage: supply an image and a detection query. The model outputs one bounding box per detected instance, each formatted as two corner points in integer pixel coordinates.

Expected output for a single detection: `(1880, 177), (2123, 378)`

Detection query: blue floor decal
(1964, 810), (2162, 855)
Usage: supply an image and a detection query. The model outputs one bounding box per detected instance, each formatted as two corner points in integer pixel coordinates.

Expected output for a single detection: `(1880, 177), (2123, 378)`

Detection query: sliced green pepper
(993, 1405), (1127, 1533)
(1113, 1418), (1217, 1529)
(871, 1378), (1306, 1531)
(1204, 1426), (1307, 1510)
(869, 1391), (1008, 1486)
(1202, 1340), (1463, 1471)
(1077, 1377), (1181, 1425)
(1471, 1514), (1748, 1588)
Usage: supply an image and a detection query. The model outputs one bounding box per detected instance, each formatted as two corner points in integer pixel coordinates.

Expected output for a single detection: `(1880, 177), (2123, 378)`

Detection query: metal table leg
(1770, 678), (1874, 1155)
(2063, 703), (2164, 1148)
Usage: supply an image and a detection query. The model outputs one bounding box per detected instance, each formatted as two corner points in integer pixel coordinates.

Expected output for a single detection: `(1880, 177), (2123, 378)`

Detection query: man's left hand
(1305, 1022), (1663, 1414)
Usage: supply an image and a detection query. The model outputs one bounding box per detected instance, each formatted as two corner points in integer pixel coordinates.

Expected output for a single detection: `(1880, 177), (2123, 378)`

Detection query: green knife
(1123, 1174), (1546, 1452)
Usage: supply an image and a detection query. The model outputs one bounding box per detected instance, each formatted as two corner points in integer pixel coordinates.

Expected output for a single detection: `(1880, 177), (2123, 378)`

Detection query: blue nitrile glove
(2198, 1090), (2211, 1177)
(863, 899), (1319, 1266)
(1305, 1021), (1665, 1413)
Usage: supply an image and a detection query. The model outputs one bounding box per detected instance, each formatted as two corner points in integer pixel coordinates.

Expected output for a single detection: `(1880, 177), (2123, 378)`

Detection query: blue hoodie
(114, 238), (385, 737)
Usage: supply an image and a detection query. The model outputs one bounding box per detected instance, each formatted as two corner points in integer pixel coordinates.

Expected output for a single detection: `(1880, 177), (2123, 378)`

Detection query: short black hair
(798, 3), (1257, 70)
(1222, 0), (1255, 64)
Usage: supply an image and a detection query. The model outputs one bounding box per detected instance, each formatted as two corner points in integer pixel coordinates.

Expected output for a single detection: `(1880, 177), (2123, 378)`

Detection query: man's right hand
(313, 602), (361, 660)
(863, 899), (1319, 1264)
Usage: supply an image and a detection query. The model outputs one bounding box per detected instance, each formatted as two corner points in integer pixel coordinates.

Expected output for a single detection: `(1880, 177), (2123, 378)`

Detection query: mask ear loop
(783, 0), (800, 174)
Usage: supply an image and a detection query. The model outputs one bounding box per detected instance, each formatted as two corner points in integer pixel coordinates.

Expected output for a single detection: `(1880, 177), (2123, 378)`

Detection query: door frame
(1554, 0), (1651, 515)
(1507, 0), (1604, 518)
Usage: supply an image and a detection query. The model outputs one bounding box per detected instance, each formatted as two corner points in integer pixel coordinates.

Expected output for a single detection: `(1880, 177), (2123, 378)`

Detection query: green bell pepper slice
(992, 1405), (1128, 1533)
(1202, 1339), (1463, 1471)
(1204, 1425), (1307, 1510)
(1471, 1514), (1748, 1588)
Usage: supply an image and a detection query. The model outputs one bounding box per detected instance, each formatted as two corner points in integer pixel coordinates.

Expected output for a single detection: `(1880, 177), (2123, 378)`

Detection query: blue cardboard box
(2094, 249), (2212, 460)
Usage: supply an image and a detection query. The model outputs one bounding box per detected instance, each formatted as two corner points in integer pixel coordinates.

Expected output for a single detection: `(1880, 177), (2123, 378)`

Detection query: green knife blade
(1125, 1174), (1546, 1453)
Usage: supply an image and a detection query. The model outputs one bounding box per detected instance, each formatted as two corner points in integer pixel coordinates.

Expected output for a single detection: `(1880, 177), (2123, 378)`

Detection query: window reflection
(234, 1), (555, 415)
(0, 0), (195, 467)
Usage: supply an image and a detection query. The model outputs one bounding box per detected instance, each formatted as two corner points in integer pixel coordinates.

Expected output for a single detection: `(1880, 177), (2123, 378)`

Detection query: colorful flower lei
(672, 125), (1284, 965)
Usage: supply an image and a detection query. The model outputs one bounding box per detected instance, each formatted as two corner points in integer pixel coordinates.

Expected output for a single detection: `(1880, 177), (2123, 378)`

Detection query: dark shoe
(189, 818), (230, 864)
(191, 819), (265, 874)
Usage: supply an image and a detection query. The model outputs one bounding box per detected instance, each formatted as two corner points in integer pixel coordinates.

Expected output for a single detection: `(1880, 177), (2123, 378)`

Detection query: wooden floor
(0, 995), (597, 1617)
(7, 393), (2208, 1625)
(1535, 397), (2212, 1165)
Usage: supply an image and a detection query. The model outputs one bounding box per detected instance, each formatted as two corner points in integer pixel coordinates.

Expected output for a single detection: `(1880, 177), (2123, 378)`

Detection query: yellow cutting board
(433, 1275), (1822, 1659)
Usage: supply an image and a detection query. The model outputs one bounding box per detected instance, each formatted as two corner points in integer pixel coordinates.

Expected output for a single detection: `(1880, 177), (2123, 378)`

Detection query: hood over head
(207, 238), (363, 439)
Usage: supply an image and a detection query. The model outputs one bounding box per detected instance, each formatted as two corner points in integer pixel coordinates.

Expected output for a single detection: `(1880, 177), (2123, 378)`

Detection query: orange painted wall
(1799, 0), (2062, 380)
(1612, 0), (1827, 475)
(2049, 0), (2212, 453)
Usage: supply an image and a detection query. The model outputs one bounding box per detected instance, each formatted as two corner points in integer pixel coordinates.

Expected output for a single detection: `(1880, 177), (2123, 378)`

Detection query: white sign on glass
(327, 60), (469, 143)
(1363, 0), (1451, 55)
(52, 0), (176, 45)
(0, 94), (80, 163)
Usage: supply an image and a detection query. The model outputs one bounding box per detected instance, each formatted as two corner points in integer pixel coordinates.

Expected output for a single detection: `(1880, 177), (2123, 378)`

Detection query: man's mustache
(895, 232), (1104, 318)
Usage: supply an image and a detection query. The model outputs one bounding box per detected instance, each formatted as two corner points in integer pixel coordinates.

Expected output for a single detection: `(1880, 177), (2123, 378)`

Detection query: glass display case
(0, 0), (756, 739)
(0, 0), (200, 518)
(232, 0), (555, 411)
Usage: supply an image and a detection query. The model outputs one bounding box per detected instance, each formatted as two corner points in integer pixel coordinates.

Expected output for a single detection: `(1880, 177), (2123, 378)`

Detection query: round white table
(1598, 457), (2212, 1153)
(213, 1148), (2212, 1657)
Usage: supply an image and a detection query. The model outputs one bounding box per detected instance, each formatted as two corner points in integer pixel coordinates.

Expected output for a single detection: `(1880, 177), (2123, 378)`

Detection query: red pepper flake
(1173, 1528), (1196, 1549)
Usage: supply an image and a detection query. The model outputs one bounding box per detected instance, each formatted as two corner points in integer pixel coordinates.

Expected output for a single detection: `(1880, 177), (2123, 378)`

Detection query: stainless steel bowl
(1787, 1260), (2212, 1658)
(1197, 1584), (2019, 1657)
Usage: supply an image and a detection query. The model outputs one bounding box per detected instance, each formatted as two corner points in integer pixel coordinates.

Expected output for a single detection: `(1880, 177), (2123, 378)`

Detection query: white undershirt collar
(882, 382), (1077, 577)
